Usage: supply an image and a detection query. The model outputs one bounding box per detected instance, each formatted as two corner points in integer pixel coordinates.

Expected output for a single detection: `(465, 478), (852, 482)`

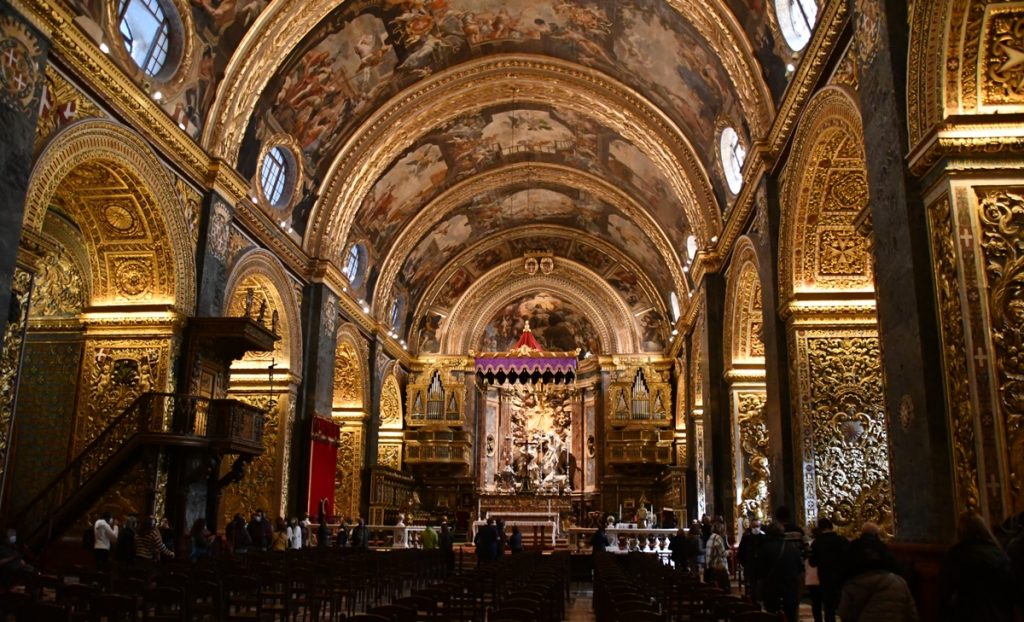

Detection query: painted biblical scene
(396, 187), (661, 304)
(638, 308), (668, 352)
(478, 290), (601, 354)
(240, 0), (747, 232)
(495, 388), (575, 495)
(724, 0), (791, 101)
(70, 0), (271, 139)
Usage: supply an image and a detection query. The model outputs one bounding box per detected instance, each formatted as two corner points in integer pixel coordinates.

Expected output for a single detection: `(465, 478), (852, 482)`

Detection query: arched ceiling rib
(369, 161), (687, 316)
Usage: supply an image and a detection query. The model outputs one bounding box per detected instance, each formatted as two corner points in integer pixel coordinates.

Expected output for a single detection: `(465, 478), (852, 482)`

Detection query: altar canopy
(474, 322), (578, 386)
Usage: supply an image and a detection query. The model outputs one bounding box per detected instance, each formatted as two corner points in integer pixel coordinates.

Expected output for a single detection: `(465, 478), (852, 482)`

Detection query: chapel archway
(332, 325), (368, 522)
(779, 86), (894, 535)
(221, 249), (303, 524)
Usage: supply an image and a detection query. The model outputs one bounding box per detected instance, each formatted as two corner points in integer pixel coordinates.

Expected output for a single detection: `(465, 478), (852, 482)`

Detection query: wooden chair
(89, 593), (138, 622)
(223, 575), (261, 621)
(142, 586), (185, 621)
(185, 579), (221, 620)
(346, 615), (390, 622)
(366, 604), (416, 622)
(28, 602), (72, 622)
(732, 612), (785, 622)
(489, 607), (536, 622)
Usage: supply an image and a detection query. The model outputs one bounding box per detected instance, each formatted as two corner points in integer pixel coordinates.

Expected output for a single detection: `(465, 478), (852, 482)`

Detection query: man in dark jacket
(247, 509), (272, 550)
(811, 517), (849, 622)
(738, 519), (766, 601)
(351, 517), (370, 550)
(756, 521), (804, 622)
(474, 518), (498, 564)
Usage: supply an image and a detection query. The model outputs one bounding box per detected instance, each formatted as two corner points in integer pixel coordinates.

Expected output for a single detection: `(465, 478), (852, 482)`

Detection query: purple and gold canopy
(474, 322), (578, 385)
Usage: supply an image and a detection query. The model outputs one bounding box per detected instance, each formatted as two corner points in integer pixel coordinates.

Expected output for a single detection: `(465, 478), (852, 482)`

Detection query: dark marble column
(755, 178), (799, 516)
(0, 6), (49, 339)
(292, 284), (339, 517)
(194, 195), (234, 317)
(851, 0), (954, 541)
(359, 342), (388, 514)
(703, 273), (733, 524)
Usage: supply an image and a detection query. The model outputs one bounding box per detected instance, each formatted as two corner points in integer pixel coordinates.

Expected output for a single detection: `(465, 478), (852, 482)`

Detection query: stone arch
(24, 119), (196, 313)
(441, 260), (640, 355)
(779, 86), (874, 302)
(224, 248), (303, 379)
(723, 237), (765, 369)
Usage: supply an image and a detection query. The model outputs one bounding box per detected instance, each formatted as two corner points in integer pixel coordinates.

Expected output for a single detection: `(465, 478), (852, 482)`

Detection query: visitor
(838, 522), (917, 622)
(335, 518), (349, 548)
(756, 521), (803, 622)
(92, 512), (118, 569)
(810, 517), (849, 622)
(590, 523), (609, 554)
(135, 515), (174, 563)
(351, 517), (370, 550)
(700, 513), (712, 545)
(316, 502), (330, 548)
(422, 522), (438, 550)
(158, 516), (176, 554)
(737, 518), (766, 600)
(287, 517), (304, 549)
(248, 509), (272, 550)
(938, 511), (1015, 622)
(705, 521), (731, 592)
(685, 520), (705, 578)
(116, 515), (137, 565)
(227, 513), (251, 554)
(272, 517), (288, 551)
(439, 520), (455, 574)
(0, 527), (32, 589)
(509, 525), (524, 553)
(669, 527), (687, 571)
(474, 518), (498, 563)
(190, 518), (213, 561)
(495, 519), (507, 557)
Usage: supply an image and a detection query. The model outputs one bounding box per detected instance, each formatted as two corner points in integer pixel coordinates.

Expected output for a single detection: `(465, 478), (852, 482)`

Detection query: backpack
(82, 523), (95, 549)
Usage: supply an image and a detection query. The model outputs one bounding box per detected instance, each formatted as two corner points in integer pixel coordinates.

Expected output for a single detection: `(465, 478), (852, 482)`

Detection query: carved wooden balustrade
(567, 526), (676, 561)
(403, 426), (473, 467)
(13, 392), (264, 551)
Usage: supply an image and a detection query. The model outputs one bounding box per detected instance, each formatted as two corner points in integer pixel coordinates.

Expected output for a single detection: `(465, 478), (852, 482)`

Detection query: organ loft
(0, 0), (1021, 618)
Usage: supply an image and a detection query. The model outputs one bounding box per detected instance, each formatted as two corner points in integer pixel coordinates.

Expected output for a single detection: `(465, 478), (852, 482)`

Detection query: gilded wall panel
(926, 195), (981, 512)
(980, 4), (1024, 110)
(333, 340), (363, 409)
(976, 189), (1024, 513)
(792, 330), (894, 535)
(335, 423), (364, 521)
(0, 269), (32, 496)
(221, 394), (286, 523)
(33, 65), (104, 156)
(733, 391), (770, 522)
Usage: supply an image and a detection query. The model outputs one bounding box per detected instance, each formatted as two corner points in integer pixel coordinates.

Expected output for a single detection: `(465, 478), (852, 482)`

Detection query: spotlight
(683, 266), (689, 273)
(711, 235), (719, 243)
(178, 122), (186, 130)
(786, 63), (796, 73)
(152, 91), (163, 101)
(672, 329), (679, 336)
(99, 42), (110, 54)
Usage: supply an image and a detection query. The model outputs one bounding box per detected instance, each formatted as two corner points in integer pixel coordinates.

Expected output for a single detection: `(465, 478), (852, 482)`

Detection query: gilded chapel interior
(0, 0), (1021, 618)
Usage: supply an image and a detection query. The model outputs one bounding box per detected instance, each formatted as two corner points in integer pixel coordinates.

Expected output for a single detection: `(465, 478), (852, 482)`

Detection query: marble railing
(566, 527), (677, 558)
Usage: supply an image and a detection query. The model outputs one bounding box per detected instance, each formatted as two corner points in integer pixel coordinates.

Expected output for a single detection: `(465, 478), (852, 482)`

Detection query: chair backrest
(732, 612), (785, 622)
(30, 602), (71, 622)
(367, 604), (417, 622)
(347, 615), (391, 622)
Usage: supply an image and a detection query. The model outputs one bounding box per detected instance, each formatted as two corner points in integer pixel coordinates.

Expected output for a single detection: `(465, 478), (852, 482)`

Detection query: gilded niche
(222, 394), (282, 523)
(332, 340), (363, 409)
(31, 248), (85, 317)
(335, 425), (364, 521)
(735, 391), (770, 521)
(977, 189), (1024, 512)
(799, 333), (894, 534)
(379, 373), (402, 430)
(927, 196), (980, 512)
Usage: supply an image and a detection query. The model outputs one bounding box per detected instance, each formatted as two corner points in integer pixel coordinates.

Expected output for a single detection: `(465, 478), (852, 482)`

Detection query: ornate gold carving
(792, 331), (894, 534)
(173, 177), (202, 249)
(34, 65), (104, 155)
(982, 6), (1024, 107)
(0, 14), (44, 114)
(725, 239), (765, 366)
(31, 246), (84, 317)
(853, 0), (882, 67)
(332, 340), (363, 410)
(977, 189), (1024, 512)
(735, 391), (770, 521)
(335, 423), (364, 520)
(377, 444), (402, 470)
(906, 0), (948, 148)
(209, 201), (232, 261)
(0, 269), (32, 487)
(379, 374), (402, 430)
(25, 120), (196, 312)
(110, 255), (154, 298)
(222, 394), (284, 523)
(606, 363), (673, 428)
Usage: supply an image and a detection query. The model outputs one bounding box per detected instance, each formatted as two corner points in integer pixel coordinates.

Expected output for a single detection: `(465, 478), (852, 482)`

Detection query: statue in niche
(505, 388), (576, 493)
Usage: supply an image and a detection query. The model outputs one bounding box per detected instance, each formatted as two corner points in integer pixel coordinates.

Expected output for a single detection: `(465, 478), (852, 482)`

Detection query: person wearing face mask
(247, 509), (273, 550)
(738, 518), (767, 602)
(0, 528), (32, 588)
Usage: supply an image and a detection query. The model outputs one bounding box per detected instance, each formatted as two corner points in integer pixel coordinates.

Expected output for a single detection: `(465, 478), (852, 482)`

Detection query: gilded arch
(24, 119), (197, 313)
(723, 237), (765, 369)
(332, 322), (368, 521)
(441, 260), (640, 355)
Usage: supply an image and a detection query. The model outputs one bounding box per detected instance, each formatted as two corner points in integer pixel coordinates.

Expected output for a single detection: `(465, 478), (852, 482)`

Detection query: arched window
(686, 235), (698, 261)
(118, 0), (171, 76)
(342, 244), (363, 285)
(390, 296), (404, 332)
(670, 292), (681, 323)
(260, 147), (288, 206)
(720, 127), (747, 194)
(775, 0), (818, 51)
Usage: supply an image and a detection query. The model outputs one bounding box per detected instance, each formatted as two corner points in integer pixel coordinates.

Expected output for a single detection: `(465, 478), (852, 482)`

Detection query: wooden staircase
(10, 391), (265, 552)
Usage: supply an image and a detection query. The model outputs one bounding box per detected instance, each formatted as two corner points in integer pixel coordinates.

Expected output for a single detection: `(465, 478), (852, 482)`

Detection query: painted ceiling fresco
(726, 0), (792, 101)
(478, 291), (602, 354)
(71, 0), (270, 140)
(393, 186), (665, 302)
(413, 230), (671, 355)
(237, 0), (748, 220)
(347, 105), (690, 265)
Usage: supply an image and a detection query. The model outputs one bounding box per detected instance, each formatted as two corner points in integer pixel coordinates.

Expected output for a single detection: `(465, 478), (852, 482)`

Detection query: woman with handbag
(706, 522), (732, 592)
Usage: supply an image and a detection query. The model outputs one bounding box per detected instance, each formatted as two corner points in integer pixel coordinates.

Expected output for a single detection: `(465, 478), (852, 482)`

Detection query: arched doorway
(779, 87), (894, 534)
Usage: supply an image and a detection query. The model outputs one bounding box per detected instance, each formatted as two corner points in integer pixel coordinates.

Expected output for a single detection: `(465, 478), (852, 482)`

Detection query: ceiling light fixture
(152, 91), (163, 101)
(99, 42), (109, 54)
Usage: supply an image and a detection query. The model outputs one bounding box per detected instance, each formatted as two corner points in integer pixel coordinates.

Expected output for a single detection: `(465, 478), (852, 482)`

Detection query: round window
(260, 147), (292, 208)
(117, 0), (173, 77)
(775, 0), (818, 52)
(720, 127), (747, 195)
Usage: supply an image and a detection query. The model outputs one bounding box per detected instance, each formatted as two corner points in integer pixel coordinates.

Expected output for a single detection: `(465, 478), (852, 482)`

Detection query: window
(775, 0), (818, 51)
(343, 244), (362, 284)
(686, 235), (698, 261)
(390, 297), (403, 331)
(670, 292), (681, 323)
(720, 127), (747, 194)
(118, 0), (171, 76)
(260, 147), (288, 206)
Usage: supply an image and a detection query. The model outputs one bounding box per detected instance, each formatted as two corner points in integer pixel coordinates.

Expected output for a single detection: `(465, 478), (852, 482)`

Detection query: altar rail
(567, 527), (676, 560)
(472, 520), (559, 547)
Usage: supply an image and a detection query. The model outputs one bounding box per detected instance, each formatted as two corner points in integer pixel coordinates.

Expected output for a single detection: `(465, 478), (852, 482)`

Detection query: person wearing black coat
(755, 521), (803, 622)
(939, 511), (1016, 622)
(737, 519), (766, 601)
(810, 517), (849, 622)
(474, 518), (498, 564)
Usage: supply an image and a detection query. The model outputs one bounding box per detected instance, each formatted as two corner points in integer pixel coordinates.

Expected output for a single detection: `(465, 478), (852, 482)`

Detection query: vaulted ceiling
(76, 0), (801, 355)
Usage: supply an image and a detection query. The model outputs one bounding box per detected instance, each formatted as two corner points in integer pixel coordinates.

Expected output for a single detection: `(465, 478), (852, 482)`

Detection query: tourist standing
(939, 511), (1015, 622)
(135, 516), (174, 563)
(810, 517), (849, 622)
(509, 525), (524, 553)
(705, 521), (731, 592)
(756, 522), (803, 622)
(92, 512), (118, 569)
(190, 518), (213, 561)
(352, 517), (370, 550)
(422, 522), (438, 550)
(737, 519), (766, 600)
(839, 522), (917, 622)
(439, 520), (455, 574)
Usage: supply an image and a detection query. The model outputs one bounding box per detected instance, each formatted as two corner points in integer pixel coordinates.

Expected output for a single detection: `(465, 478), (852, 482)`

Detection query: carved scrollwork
(335, 424), (364, 520)
(735, 392), (770, 521)
(31, 248), (84, 317)
(332, 340), (363, 410)
(379, 374), (402, 430)
(977, 190), (1024, 511)
(983, 7), (1024, 107)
